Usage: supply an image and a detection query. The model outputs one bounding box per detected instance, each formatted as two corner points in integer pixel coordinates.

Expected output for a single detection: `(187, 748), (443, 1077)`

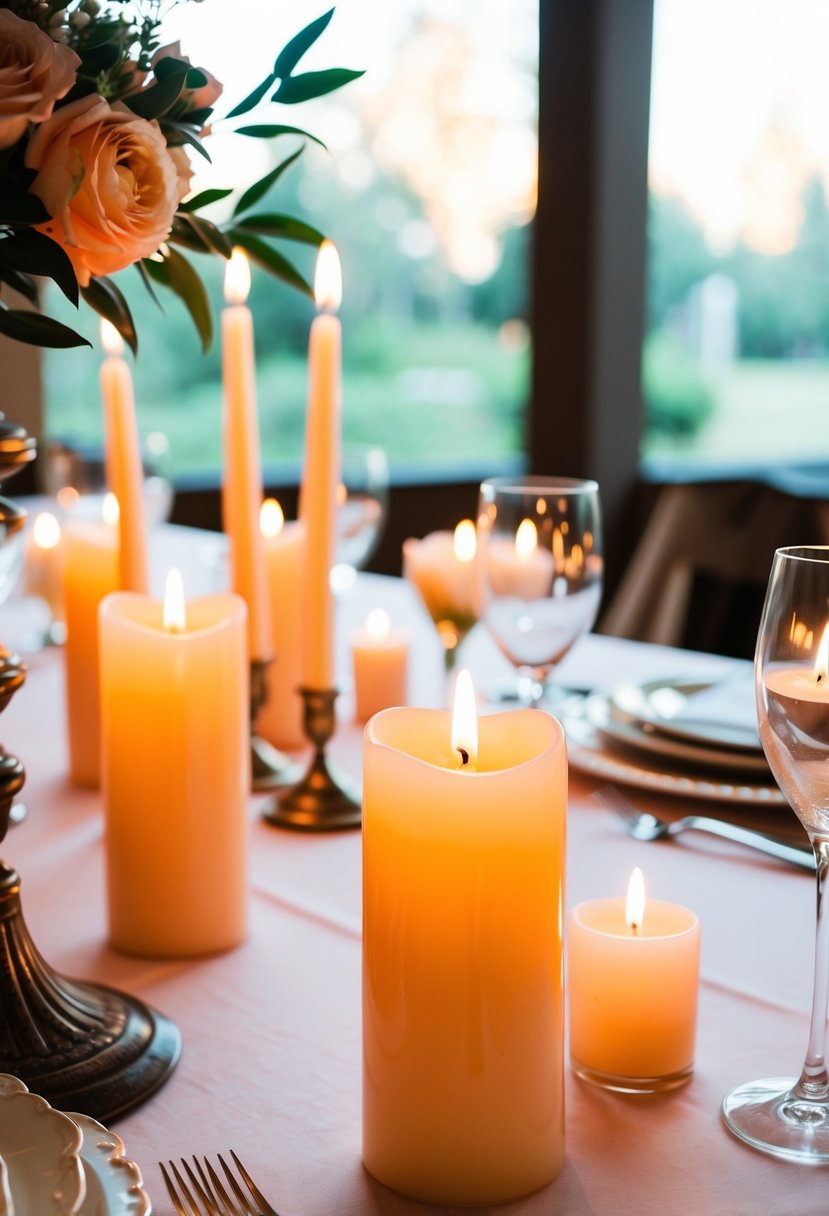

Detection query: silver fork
(160, 1151), (280, 1216)
(601, 786), (815, 871)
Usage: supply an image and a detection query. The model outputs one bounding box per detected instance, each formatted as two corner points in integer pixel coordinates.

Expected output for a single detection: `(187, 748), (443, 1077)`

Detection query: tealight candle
(568, 869), (701, 1092)
(351, 607), (410, 722)
(763, 622), (829, 741)
(485, 517), (555, 598)
(362, 670), (567, 1205)
(257, 498), (306, 750)
(23, 511), (63, 621)
(402, 519), (479, 649)
(99, 569), (248, 958)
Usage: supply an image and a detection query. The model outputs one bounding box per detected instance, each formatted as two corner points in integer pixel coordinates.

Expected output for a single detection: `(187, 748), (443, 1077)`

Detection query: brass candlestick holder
(263, 687), (361, 831)
(250, 657), (303, 792)
(0, 420), (180, 1121)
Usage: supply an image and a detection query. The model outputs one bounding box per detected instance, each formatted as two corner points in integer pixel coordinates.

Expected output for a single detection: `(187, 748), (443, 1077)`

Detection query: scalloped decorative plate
(0, 1075), (85, 1216)
(68, 1114), (150, 1216)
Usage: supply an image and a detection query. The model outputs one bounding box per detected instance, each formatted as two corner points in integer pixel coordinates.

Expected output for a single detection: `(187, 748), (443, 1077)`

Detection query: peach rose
(167, 144), (194, 203)
(151, 42), (223, 112)
(25, 94), (179, 286)
(0, 10), (80, 150)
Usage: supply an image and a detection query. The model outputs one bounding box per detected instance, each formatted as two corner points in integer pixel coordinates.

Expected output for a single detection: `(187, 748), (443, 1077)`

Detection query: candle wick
(818, 673), (824, 684)
(458, 747), (469, 767)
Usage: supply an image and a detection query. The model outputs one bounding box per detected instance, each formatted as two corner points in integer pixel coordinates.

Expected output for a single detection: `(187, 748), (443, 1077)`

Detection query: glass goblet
(723, 544), (829, 1162)
(331, 444), (389, 596)
(477, 476), (603, 707)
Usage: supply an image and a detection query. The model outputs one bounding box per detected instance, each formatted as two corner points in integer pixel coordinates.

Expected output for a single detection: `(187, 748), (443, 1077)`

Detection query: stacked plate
(0, 1075), (150, 1216)
(563, 672), (787, 806)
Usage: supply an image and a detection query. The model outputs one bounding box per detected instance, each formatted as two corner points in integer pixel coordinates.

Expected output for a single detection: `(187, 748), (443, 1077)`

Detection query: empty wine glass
(331, 444), (389, 596)
(723, 545), (829, 1162)
(42, 432), (174, 527)
(476, 476), (603, 707)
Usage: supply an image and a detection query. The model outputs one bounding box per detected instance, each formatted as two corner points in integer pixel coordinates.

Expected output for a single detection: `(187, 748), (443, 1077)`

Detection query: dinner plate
(563, 706), (786, 806)
(68, 1114), (151, 1216)
(612, 676), (762, 753)
(0, 1075), (85, 1216)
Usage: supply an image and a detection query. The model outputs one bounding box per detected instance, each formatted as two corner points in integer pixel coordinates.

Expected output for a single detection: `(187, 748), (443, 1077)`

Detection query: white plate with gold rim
(68, 1114), (150, 1216)
(0, 1075), (85, 1216)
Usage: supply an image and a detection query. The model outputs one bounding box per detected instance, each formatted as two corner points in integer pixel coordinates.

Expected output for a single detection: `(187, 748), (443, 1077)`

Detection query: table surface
(2, 525), (826, 1216)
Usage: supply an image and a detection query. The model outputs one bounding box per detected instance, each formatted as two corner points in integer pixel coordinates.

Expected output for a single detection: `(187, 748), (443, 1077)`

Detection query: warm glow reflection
(163, 568), (186, 633)
(224, 247), (251, 305)
(33, 512), (61, 550)
(100, 319), (124, 356)
(366, 607), (390, 642)
(515, 517), (537, 558)
(56, 486), (79, 512)
(451, 667), (478, 769)
(625, 867), (646, 933)
(260, 497), (285, 539)
(453, 519), (476, 562)
(103, 493), (119, 526)
(314, 240), (342, 312)
(815, 622), (829, 679)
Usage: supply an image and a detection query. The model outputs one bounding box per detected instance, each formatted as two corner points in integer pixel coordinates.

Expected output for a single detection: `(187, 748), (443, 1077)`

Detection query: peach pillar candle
(99, 571), (248, 958)
(362, 673), (567, 1205)
(352, 608), (409, 722)
(222, 248), (270, 663)
(257, 499), (306, 750)
(301, 240), (342, 690)
(100, 320), (149, 593)
(568, 869), (701, 1092)
(486, 518), (555, 598)
(62, 506), (119, 787)
(23, 511), (63, 621)
(403, 520), (479, 643)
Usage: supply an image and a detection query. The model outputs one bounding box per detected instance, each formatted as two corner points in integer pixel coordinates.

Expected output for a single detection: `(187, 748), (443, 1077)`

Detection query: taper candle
(100, 320), (148, 593)
(257, 498), (306, 750)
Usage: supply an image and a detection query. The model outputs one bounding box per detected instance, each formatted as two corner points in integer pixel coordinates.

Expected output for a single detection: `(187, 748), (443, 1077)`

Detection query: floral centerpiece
(0, 0), (361, 351)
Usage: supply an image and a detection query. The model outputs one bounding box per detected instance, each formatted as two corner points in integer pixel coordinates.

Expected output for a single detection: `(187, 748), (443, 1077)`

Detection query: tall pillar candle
(362, 678), (567, 1205)
(62, 510), (119, 787)
(301, 240), (342, 690)
(100, 320), (149, 593)
(221, 248), (270, 663)
(100, 573), (248, 957)
(257, 500), (306, 750)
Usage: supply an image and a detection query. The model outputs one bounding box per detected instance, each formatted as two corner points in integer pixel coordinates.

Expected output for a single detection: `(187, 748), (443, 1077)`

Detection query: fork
(160, 1151), (280, 1216)
(601, 786), (815, 871)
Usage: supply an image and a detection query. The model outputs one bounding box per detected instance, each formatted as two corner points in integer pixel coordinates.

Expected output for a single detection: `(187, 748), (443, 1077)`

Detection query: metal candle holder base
(250, 658), (302, 792)
(263, 687), (361, 831)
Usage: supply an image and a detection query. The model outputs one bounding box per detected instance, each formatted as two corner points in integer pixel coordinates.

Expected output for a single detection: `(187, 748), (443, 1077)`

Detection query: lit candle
(222, 247), (271, 663)
(23, 511), (63, 621)
(402, 520), (479, 649)
(351, 607), (410, 722)
(100, 320), (148, 593)
(61, 499), (119, 787)
(568, 869), (701, 1092)
(485, 517), (555, 598)
(362, 671), (567, 1205)
(301, 240), (342, 689)
(256, 498), (306, 750)
(99, 569), (248, 957)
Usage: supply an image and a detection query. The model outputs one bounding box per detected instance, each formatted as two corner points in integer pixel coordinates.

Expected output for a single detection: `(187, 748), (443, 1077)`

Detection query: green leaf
(0, 188), (49, 225)
(161, 120), (212, 162)
(225, 73), (277, 120)
(170, 215), (211, 253)
(152, 56), (194, 82)
(135, 260), (164, 311)
(124, 64), (189, 119)
(144, 249), (213, 352)
(0, 228), (79, 305)
(233, 212), (324, 246)
(228, 232), (312, 297)
(0, 268), (38, 306)
(273, 8), (334, 79)
(0, 304), (91, 349)
(273, 68), (364, 105)
(233, 124), (327, 151)
(232, 147), (304, 217)
(177, 212), (233, 258)
(80, 275), (138, 355)
(180, 187), (235, 213)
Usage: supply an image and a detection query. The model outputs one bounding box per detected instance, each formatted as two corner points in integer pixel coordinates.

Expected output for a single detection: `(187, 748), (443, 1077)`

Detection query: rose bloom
(151, 42), (223, 112)
(0, 10), (80, 150)
(25, 94), (179, 286)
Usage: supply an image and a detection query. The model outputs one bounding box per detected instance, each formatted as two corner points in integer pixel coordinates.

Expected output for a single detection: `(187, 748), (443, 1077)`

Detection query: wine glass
(42, 432), (175, 527)
(723, 544), (829, 1162)
(476, 476), (603, 707)
(331, 444), (389, 596)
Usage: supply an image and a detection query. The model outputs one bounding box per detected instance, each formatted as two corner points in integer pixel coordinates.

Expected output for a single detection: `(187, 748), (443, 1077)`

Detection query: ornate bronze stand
(0, 420), (180, 1121)
(250, 657), (303, 792)
(263, 687), (361, 831)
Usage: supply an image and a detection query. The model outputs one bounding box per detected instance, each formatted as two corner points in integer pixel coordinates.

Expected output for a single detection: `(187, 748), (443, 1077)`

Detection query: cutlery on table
(160, 1151), (279, 1216)
(601, 786), (815, 871)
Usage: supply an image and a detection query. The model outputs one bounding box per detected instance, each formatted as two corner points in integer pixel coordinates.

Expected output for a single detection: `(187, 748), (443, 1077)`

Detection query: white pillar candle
(221, 248), (271, 663)
(100, 320), (149, 593)
(257, 499), (306, 751)
(568, 869), (701, 1091)
(99, 571), (249, 958)
(362, 673), (567, 1205)
(485, 518), (555, 598)
(301, 240), (342, 689)
(23, 511), (63, 621)
(351, 608), (410, 722)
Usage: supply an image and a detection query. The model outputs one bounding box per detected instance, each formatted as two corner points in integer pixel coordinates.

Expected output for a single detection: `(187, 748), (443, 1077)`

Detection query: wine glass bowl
(723, 544), (829, 1161)
(331, 444), (389, 595)
(477, 476), (603, 705)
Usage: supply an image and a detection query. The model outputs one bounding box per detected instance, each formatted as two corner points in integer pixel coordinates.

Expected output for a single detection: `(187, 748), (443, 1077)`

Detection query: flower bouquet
(0, 0), (361, 352)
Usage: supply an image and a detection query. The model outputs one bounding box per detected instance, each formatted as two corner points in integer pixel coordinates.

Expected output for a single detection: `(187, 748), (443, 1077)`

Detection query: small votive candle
(351, 607), (409, 722)
(568, 868), (700, 1093)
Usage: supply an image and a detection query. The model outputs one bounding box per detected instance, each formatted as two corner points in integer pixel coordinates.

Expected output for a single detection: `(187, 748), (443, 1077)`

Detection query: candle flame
(100, 319), (124, 356)
(260, 497), (285, 539)
(33, 511), (60, 550)
(163, 567), (186, 633)
(451, 667), (478, 769)
(314, 239), (342, 312)
(625, 867), (646, 933)
(515, 517), (537, 559)
(102, 492), (119, 526)
(815, 622), (829, 682)
(366, 607), (390, 642)
(224, 247), (251, 305)
(453, 519), (476, 562)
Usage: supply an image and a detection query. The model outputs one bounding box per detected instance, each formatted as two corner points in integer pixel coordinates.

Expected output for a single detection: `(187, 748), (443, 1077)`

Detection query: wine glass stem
(517, 668), (545, 708)
(797, 838), (829, 1099)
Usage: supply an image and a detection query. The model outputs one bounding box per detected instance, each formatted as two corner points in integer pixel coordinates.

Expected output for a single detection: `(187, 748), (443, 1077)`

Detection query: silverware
(160, 1151), (279, 1216)
(602, 786), (815, 871)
